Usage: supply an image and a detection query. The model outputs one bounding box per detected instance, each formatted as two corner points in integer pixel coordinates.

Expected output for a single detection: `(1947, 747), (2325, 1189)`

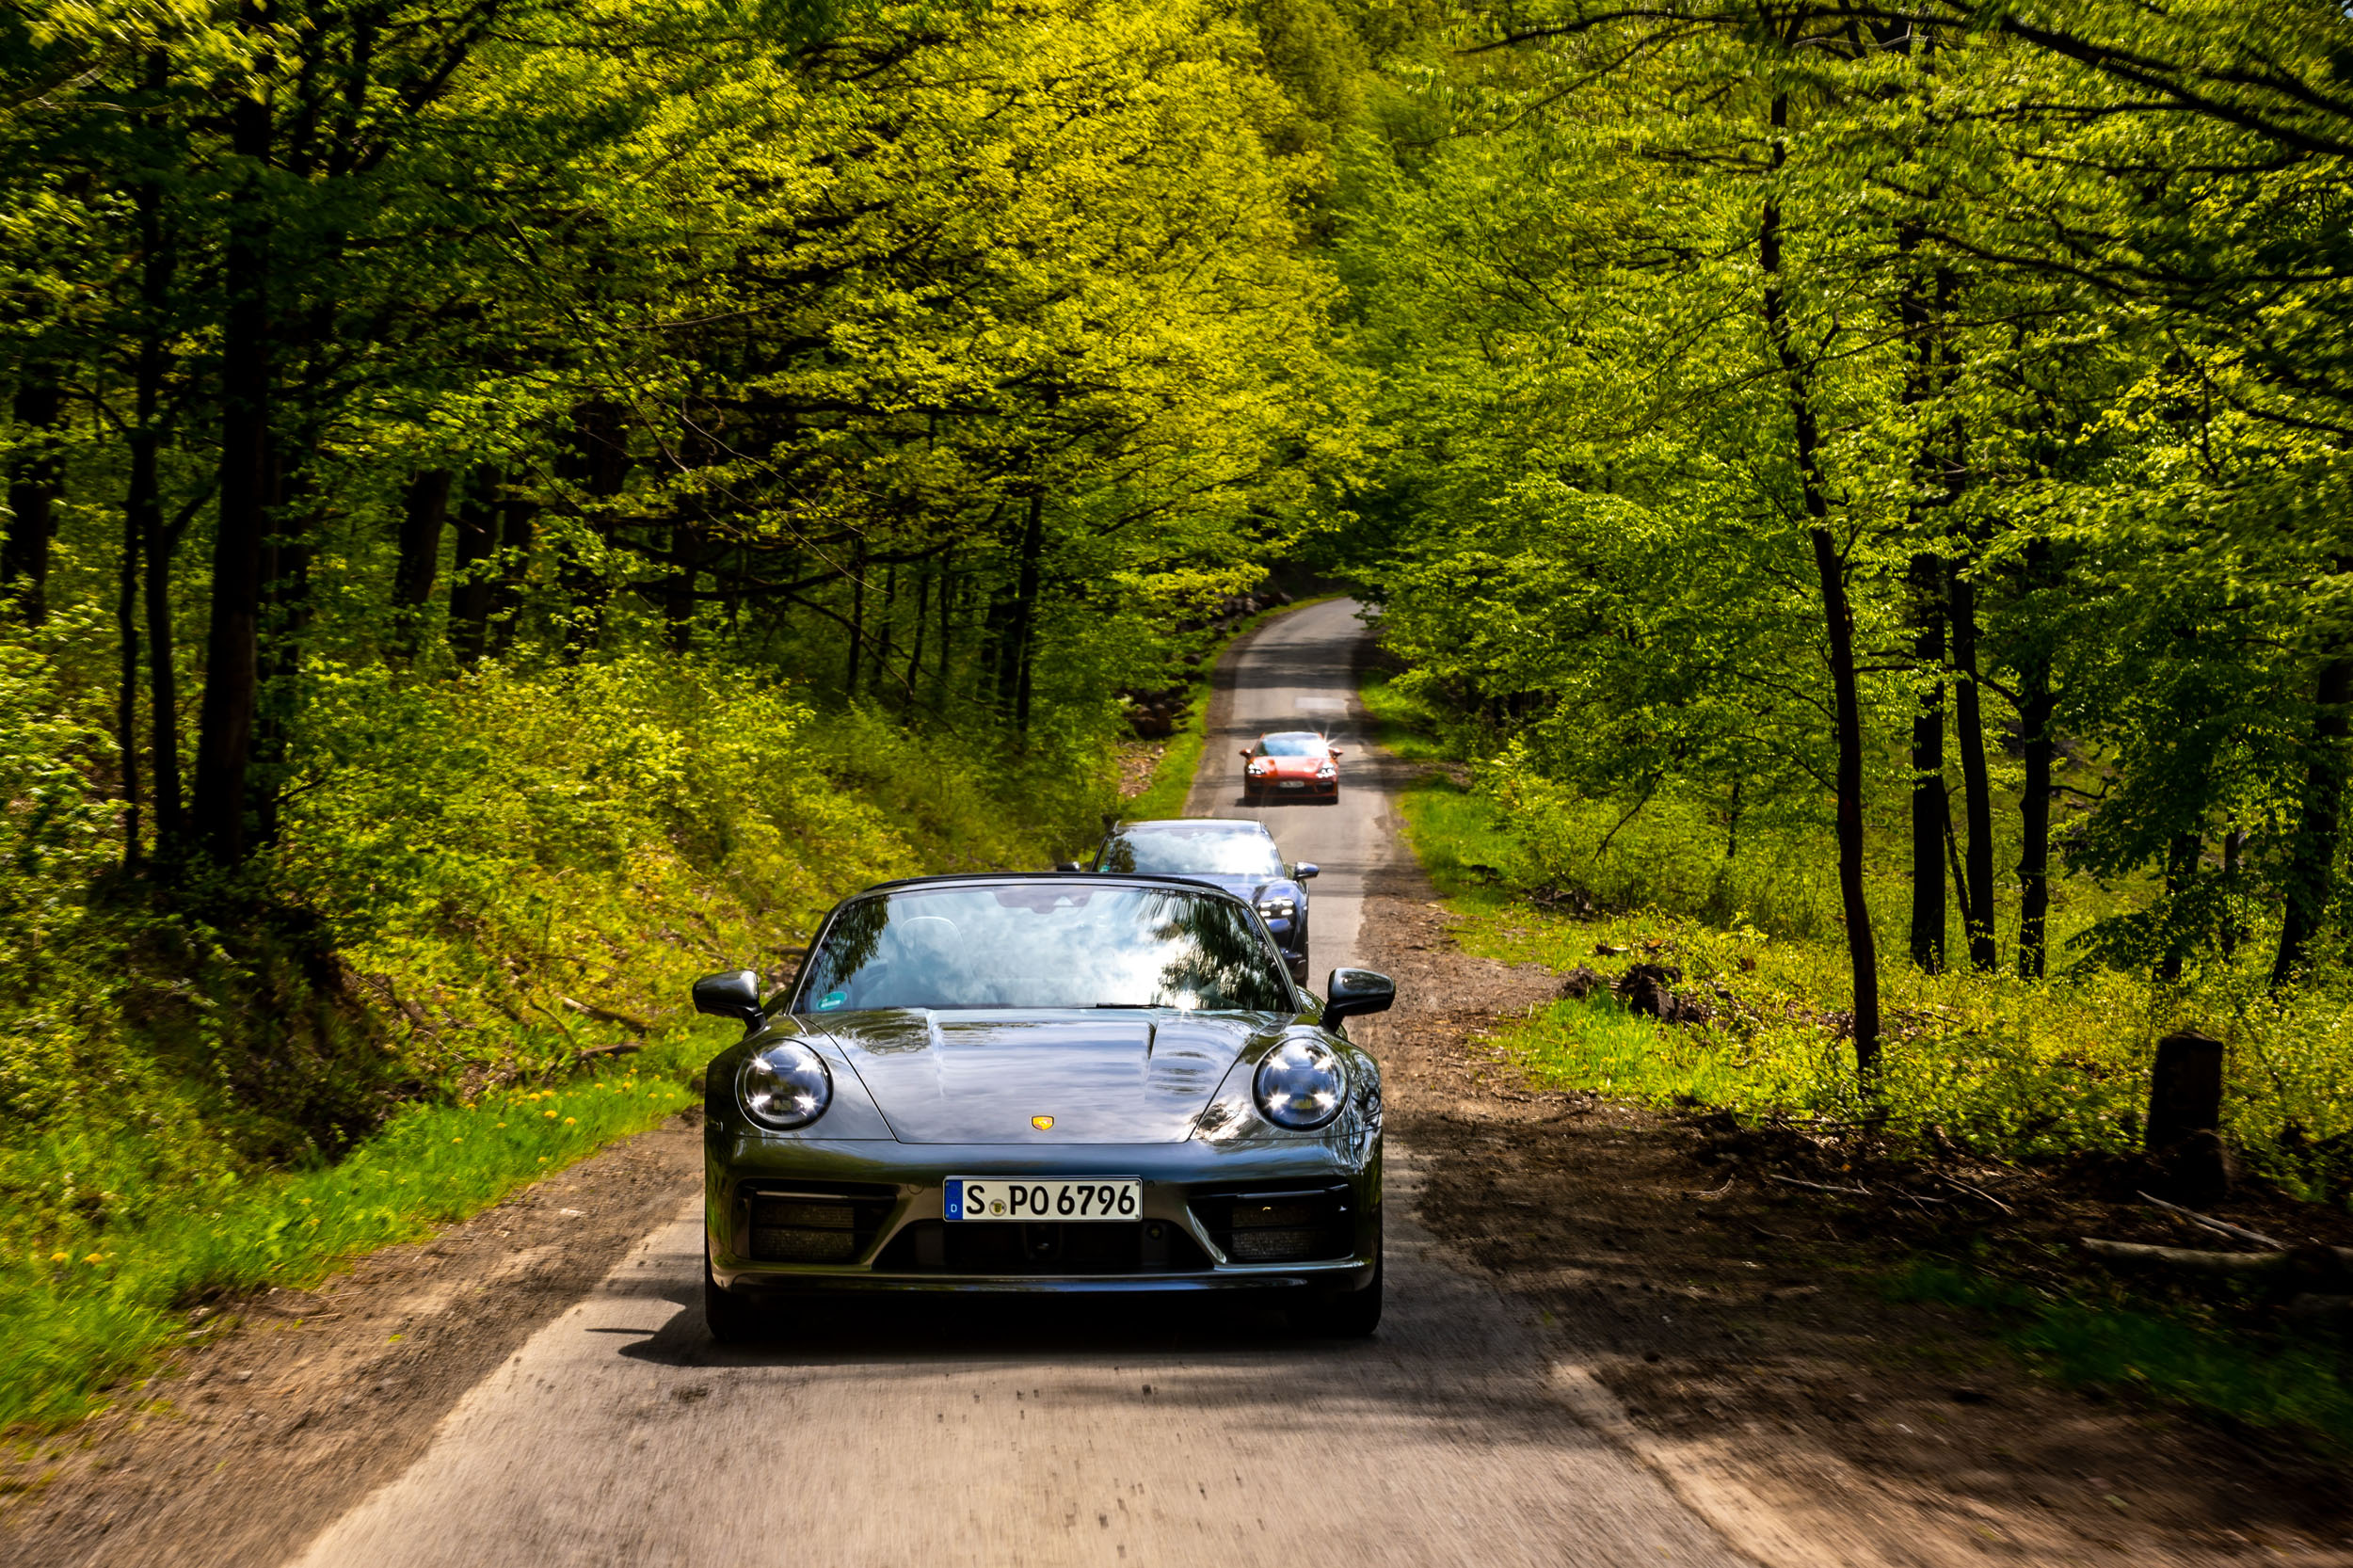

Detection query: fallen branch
(1932, 1172), (2014, 1215)
(560, 996), (655, 1032)
(2080, 1239), (2289, 1272)
(2136, 1192), (2284, 1251)
(2080, 1238), (2353, 1274)
(1766, 1174), (1872, 1197)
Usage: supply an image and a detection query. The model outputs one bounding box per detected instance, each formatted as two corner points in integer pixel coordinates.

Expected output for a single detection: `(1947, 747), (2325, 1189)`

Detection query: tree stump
(2146, 1031), (2229, 1203)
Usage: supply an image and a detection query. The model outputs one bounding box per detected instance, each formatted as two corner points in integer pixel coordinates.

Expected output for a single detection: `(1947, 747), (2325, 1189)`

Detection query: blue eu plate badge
(944, 1178), (965, 1221)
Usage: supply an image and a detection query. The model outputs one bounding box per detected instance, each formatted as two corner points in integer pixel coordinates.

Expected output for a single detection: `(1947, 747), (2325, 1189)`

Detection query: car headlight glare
(741, 1039), (833, 1129)
(1257, 897), (1296, 920)
(1254, 1038), (1345, 1129)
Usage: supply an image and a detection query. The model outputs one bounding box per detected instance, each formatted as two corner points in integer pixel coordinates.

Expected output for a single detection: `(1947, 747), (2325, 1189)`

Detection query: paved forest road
(288, 600), (1753, 1568)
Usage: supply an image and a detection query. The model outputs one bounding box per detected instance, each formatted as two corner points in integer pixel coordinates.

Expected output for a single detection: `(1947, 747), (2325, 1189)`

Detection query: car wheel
(704, 1245), (766, 1344)
(1290, 1251), (1383, 1338)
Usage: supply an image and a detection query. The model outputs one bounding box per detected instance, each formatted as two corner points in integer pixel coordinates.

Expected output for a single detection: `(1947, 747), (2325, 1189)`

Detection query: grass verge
(0, 1025), (721, 1432)
(1890, 1261), (2353, 1456)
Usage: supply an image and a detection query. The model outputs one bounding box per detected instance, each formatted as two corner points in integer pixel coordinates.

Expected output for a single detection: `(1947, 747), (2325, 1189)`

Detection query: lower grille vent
(745, 1183), (897, 1264)
(1192, 1185), (1353, 1263)
(873, 1221), (1213, 1274)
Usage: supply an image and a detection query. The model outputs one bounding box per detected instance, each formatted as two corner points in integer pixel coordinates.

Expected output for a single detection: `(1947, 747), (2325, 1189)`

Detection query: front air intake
(1190, 1184), (1353, 1263)
(744, 1183), (897, 1264)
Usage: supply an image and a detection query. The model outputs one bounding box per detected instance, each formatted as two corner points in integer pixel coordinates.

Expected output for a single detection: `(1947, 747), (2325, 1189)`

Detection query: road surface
(286, 599), (1751, 1568)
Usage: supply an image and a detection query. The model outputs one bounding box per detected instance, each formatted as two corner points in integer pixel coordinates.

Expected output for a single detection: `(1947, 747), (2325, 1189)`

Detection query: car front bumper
(707, 1134), (1381, 1298)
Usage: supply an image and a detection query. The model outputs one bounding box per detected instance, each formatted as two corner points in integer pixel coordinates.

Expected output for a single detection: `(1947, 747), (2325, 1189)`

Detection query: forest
(7, 0), (2353, 1425)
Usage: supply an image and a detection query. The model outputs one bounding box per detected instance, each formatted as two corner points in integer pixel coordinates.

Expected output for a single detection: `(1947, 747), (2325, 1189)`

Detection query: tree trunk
(1012, 491), (1045, 738)
(844, 536), (867, 699)
(2016, 650), (2056, 978)
(1909, 550), (1946, 971)
(1761, 94), (1880, 1080)
(190, 79), (273, 868)
(250, 458), (315, 850)
(664, 522), (696, 653)
(2158, 831), (2201, 983)
(2220, 827), (2245, 959)
(5, 364), (62, 624)
(556, 400), (628, 662)
(934, 553), (956, 706)
(448, 468), (497, 664)
(1949, 560), (1998, 969)
(116, 472), (143, 865)
(392, 468), (450, 634)
(489, 491), (535, 654)
(131, 72), (184, 854)
(905, 563), (929, 692)
(2271, 646), (2353, 988)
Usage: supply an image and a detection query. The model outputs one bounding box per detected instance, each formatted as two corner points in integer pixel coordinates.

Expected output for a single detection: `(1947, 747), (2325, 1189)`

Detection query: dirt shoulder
(1356, 885), (2353, 1568)
(0, 1117), (701, 1568)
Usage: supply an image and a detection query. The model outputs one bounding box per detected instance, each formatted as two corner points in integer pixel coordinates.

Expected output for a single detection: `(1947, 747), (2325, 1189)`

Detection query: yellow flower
(536, 1157), (547, 1164)
(84, 1253), (104, 1265)
(452, 1136), (463, 1144)
(543, 1111), (557, 1119)
(49, 1251), (68, 1263)
(563, 1117), (576, 1126)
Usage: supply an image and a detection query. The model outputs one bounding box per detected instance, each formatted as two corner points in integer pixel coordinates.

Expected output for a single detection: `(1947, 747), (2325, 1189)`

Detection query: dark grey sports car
(695, 872), (1391, 1341)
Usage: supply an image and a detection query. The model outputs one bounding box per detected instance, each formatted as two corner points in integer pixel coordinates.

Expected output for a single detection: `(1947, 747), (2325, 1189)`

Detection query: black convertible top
(856, 870), (1254, 904)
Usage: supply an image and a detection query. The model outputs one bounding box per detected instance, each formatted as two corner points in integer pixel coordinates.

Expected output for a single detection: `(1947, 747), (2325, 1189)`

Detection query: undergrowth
(1365, 654), (2353, 1453)
(1362, 669), (2353, 1189)
(0, 628), (1103, 1432)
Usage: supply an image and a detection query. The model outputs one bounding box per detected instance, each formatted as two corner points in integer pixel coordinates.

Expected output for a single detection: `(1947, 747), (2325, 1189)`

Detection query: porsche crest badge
(1031, 1114), (1055, 1130)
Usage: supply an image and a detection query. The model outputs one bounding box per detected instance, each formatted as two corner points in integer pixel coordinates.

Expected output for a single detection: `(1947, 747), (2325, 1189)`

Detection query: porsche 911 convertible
(695, 873), (1391, 1341)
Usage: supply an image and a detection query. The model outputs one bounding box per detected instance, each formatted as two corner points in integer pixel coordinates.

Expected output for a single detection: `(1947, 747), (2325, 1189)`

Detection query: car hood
(1252, 756), (1329, 776)
(802, 1008), (1264, 1144)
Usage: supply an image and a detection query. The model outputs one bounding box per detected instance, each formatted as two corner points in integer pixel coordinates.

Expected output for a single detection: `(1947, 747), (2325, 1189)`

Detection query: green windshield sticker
(816, 990), (847, 1011)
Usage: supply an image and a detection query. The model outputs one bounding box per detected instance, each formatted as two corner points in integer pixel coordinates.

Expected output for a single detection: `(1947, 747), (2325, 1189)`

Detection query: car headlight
(1246, 760), (1271, 775)
(1315, 762), (1337, 778)
(741, 1039), (832, 1129)
(1254, 1038), (1345, 1129)
(1257, 897), (1296, 921)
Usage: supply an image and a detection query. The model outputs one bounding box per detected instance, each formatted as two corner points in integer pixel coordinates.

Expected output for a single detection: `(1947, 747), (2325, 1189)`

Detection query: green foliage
(1330, 0), (2353, 1001)
(0, 0), (1360, 1435)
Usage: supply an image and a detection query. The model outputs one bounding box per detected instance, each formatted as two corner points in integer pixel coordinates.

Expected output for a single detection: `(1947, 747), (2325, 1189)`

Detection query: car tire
(704, 1245), (765, 1345)
(1290, 1251), (1383, 1338)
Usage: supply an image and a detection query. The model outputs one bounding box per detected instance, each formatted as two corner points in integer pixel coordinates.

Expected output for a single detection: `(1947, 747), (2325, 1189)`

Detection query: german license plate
(945, 1177), (1140, 1222)
(1279, 780), (1305, 789)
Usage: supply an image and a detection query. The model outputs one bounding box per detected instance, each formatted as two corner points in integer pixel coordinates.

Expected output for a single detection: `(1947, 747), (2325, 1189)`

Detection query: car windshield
(1255, 733), (1327, 757)
(795, 883), (1292, 1013)
(1095, 824), (1285, 879)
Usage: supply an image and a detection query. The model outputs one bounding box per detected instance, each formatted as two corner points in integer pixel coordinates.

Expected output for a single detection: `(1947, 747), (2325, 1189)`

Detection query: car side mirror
(1054, 860), (1083, 872)
(1321, 968), (1394, 1029)
(1329, 748), (1345, 759)
(1291, 862), (1319, 880)
(1239, 748), (1252, 759)
(693, 968), (763, 1027)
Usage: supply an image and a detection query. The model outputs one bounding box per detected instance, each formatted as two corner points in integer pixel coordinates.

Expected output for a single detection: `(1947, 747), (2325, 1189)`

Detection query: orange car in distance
(1241, 730), (1342, 805)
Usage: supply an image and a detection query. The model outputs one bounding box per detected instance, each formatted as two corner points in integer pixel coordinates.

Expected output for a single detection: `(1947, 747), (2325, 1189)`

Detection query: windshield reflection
(1096, 825), (1285, 878)
(795, 884), (1290, 1013)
